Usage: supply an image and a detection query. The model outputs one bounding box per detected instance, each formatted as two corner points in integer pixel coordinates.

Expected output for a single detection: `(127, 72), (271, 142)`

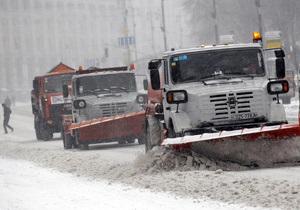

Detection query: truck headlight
(136, 94), (148, 104)
(166, 90), (188, 104)
(73, 100), (86, 109)
(267, 80), (289, 95)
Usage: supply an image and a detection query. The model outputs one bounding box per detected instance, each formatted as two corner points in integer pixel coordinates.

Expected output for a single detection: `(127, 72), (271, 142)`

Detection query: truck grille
(99, 102), (128, 117)
(49, 104), (72, 117)
(48, 104), (63, 118)
(208, 91), (263, 121)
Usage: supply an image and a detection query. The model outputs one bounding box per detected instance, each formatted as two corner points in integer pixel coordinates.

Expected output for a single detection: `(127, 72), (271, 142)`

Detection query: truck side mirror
(150, 70), (161, 90)
(63, 84), (69, 98)
(33, 79), (39, 96)
(275, 49), (285, 58)
(276, 58), (285, 79)
(143, 79), (148, 91)
(148, 59), (162, 70)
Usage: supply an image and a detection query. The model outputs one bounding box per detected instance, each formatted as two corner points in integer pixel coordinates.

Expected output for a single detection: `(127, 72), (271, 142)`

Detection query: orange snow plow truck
(61, 65), (148, 149)
(145, 32), (300, 168)
(31, 64), (75, 140)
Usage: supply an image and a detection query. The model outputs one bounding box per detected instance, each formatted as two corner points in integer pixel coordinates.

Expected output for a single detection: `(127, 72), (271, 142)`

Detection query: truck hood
(78, 93), (137, 105)
(167, 77), (273, 128)
(76, 92), (143, 120)
(173, 77), (268, 95)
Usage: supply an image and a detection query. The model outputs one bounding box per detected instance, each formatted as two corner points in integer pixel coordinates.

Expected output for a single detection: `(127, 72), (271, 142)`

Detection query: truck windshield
(170, 48), (265, 83)
(76, 73), (136, 96)
(44, 74), (74, 93)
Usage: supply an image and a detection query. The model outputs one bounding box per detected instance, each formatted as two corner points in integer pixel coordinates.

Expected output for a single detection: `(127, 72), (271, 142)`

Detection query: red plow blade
(161, 123), (300, 167)
(68, 110), (145, 141)
(162, 123), (300, 146)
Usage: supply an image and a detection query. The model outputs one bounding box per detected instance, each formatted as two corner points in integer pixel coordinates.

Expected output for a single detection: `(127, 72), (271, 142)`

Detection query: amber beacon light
(252, 31), (262, 42)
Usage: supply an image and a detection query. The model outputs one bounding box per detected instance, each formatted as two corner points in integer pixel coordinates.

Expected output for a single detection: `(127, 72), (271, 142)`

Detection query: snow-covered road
(2, 159), (230, 210)
(1, 103), (300, 210)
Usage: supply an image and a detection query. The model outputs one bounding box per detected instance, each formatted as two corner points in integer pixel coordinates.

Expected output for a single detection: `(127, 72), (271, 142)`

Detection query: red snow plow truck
(145, 32), (300, 168)
(62, 65), (148, 149)
(31, 64), (75, 140)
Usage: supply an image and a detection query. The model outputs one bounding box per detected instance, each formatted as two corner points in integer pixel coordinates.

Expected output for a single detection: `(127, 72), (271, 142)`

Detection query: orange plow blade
(68, 110), (145, 141)
(162, 123), (300, 167)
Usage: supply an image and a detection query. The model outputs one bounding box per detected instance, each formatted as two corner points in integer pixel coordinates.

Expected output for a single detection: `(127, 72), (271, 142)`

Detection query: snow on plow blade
(68, 110), (145, 141)
(162, 123), (300, 167)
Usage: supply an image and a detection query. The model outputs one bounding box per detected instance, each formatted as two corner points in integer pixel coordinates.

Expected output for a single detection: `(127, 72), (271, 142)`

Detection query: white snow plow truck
(62, 65), (148, 149)
(145, 32), (300, 168)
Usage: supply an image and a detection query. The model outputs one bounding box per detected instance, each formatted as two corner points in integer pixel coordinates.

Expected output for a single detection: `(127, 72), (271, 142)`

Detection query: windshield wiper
(84, 89), (110, 96)
(199, 74), (232, 80)
(110, 86), (129, 93)
(225, 72), (254, 78)
(84, 90), (98, 96)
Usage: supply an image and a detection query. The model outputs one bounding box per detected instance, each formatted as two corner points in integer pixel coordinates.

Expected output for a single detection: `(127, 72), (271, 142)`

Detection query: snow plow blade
(68, 110), (145, 141)
(161, 123), (300, 167)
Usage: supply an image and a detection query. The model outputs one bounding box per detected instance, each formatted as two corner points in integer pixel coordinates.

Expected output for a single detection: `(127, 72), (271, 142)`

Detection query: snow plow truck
(145, 32), (300, 168)
(62, 65), (148, 149)
(31, 63), (75, 140)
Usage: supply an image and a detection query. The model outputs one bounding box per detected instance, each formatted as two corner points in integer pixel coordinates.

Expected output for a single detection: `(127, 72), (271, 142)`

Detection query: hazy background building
(1, 0), (298, 102)
(0, 0), (188, 102)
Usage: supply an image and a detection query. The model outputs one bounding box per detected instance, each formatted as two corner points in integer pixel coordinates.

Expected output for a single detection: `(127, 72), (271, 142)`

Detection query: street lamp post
(255, 0), (263, 36)
(161, 0), (167, 51)
(212, 0), (219, 44)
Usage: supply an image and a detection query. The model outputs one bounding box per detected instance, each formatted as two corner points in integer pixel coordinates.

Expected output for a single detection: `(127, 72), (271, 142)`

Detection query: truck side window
(171, 63), (181, 83)
(164, 60), (169, 85)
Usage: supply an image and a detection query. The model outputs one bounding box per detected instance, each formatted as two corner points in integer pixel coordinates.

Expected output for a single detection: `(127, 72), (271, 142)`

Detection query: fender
(269, 102), (286, 122)
(168, 110), (191, 133)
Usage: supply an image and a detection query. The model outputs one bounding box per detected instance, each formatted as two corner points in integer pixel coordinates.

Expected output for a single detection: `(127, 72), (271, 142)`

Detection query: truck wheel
(79, 144), (89, 150)
(35, 117), (51, 141)
(34, 118), (43, 140)
(63, 131), (73, 149)
(118, 139), (126, 144)
(145, 115), (161, 153)
(167, 121), (178, 138)
(137, 133), (145, 145)
(73, 129), (81, 149)
(44, 131), (53, 141)
(74, 129), (89, 150)
(127, 139), (135, 144)
(38, 120), (53, 141)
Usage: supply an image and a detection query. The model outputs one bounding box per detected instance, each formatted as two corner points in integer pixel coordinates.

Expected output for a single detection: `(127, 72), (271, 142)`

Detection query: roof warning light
(253, 31), (262, 43)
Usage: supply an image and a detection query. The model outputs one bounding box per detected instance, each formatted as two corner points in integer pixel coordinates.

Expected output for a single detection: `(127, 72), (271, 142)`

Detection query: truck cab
(146, 35), (289, 150)
(70, 68), (147, 122)
(32, 71), (75, 140)
(62, 66), (148, 149)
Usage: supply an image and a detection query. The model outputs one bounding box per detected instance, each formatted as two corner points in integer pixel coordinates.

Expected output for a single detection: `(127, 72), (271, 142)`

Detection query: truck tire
(34, 118), (43, 140)
(79, 144), (89, 150)
(62, 131), (73, 149)
(44, 130), (53, 141)
(126, 138), (135, 144)
(35, 117), (53, 141)
(74, 129), (80, 148)
(145, 115), (161, 153)
(35, 116), (52, 141)
(74, 129), (89, 150)
(137, 133), (145, 145)
(168, 121), (177, 138)
(118, 139), (127, 144)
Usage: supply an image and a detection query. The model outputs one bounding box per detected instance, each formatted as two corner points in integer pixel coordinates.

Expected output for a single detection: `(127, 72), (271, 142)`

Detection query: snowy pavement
(0, 158), (265, 210)
(0, 102), (300, 210)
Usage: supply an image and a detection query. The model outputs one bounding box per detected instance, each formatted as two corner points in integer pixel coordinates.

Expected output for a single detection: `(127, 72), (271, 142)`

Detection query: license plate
(232, 113), (257, 120)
